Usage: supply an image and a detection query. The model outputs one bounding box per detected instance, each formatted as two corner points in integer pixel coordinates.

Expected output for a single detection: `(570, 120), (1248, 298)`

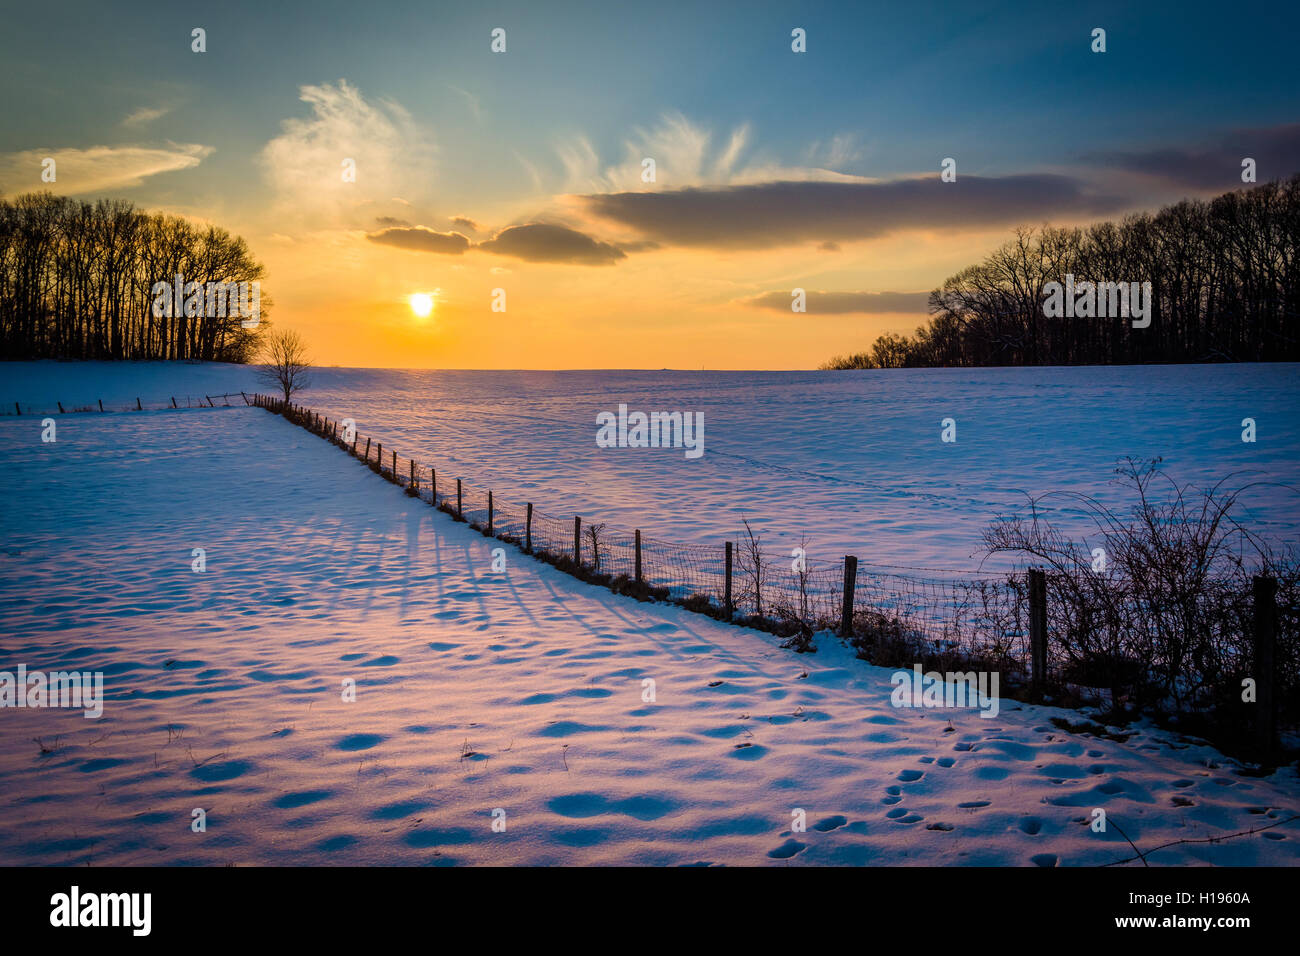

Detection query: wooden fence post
(457, 479), (462, 519)
(364, 437), (371, 461)
(391, 450), (397, 478)
(1029, 569), (1048, 686)
(431, 468), (436, 504)
(574, 516), (582, 566)
(241, 392), (249, 405)
(410, 459), (416, 490)
(1253, 575), (1278, 758)
(840, 555), (858, 638)
(137, 397), (142, 410)
(98, 399), (103, 412)
(725, 541), (733, 621)
(488, 491), (494, 536)
(14, 402), (19, 415)
(377, 443), (383, 469)
(635, 529), (643, 583)
(525, 503), (533, 553)
(57, 401), (64, 414)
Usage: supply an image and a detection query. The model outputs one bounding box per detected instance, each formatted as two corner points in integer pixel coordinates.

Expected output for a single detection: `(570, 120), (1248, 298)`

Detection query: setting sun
(409, 292), (434, 318)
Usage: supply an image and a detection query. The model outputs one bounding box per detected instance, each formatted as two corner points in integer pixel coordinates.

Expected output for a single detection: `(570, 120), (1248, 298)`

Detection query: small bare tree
(258, 329), (312, 403)
(740, 516), (765, 619)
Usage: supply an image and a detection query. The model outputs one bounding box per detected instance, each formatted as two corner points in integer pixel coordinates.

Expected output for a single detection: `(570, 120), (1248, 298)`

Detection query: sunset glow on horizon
(3, 1), (1297, 369)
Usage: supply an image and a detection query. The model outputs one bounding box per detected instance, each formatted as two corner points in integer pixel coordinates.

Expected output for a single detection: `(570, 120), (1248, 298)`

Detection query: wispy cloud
(122, 106), (172, 128)
(447, 85), (483, 124)
(550, 111), (862, 195)
(260, 79), (435, 226)
(0, 143), (211, 196)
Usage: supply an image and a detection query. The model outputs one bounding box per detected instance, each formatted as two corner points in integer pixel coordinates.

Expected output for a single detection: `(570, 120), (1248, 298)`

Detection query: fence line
(6, 391), (251, 415)
(252, 393), (1294, 756)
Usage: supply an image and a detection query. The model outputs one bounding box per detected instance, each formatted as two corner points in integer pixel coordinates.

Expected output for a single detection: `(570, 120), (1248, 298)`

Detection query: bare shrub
(982, 457), (1299, 724)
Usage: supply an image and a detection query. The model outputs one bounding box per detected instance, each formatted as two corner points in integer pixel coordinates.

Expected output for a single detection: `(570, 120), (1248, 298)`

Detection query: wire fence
(255, 393), (1295, 754)
(5, 391), (252, 415)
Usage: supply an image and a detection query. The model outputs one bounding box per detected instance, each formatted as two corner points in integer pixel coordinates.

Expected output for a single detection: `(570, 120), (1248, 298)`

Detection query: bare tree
(258, 329), (312, 402)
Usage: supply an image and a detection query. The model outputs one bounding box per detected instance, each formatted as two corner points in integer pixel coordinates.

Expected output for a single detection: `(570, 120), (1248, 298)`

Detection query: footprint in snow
(897, 769), (925, 782)
(768, 839), (806, 859)
(812, 815), (848, 832)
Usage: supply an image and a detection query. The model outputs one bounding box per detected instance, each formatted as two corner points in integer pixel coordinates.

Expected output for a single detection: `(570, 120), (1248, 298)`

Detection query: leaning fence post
(840, 555), (858, 638)
(488, 491), (494, 536)
(574, 516), (582, 566)
(1028, 569), (1048, 686)
(724, 541), (734, 621)
(98, 399), (103, 412)
(1253, 575), (1278, 758)
(57, 401), (65, 414)
(525, 503), (533, 553)
(137, 397), (142, 410)
(364, 437), (371, 461)
(241, 391), (248, 405)
(635, 529), (643, 583)
(457, 479), (463, 519)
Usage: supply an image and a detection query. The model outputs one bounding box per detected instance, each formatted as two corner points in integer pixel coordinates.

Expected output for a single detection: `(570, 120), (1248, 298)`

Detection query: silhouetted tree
(0, 191), (267, 361)
(258, 329), (312, 402)
(822, 176), (1300, 368)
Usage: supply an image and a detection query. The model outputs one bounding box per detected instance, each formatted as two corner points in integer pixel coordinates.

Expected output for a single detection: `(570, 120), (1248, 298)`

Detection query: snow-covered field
(5, 361), (1298, 571)
(1, 385), (1297, 865)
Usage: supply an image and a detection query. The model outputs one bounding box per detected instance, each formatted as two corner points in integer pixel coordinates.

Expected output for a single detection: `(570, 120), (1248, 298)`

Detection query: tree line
(823, 175), (1300, 368)
(0, 191), (268, 362)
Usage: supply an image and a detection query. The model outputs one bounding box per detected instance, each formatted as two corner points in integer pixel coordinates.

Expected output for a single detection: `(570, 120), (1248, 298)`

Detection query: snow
(5, 361), (1298, 572)
(1, 394), (1296, 865)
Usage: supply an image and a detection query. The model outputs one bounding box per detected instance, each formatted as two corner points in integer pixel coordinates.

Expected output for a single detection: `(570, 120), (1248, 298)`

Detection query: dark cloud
(374, 216), (412, 228)
(366, 226), (471, 254)
(1086, 123), (1300, 190)
(450, 215), (479, 232)
(581, 175), (1122, 249)
(745, 290), (930, 314)
(476, 223), (626, 265)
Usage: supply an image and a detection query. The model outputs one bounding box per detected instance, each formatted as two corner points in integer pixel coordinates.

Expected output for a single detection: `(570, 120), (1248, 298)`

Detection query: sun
(409, 292), (434, 318)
